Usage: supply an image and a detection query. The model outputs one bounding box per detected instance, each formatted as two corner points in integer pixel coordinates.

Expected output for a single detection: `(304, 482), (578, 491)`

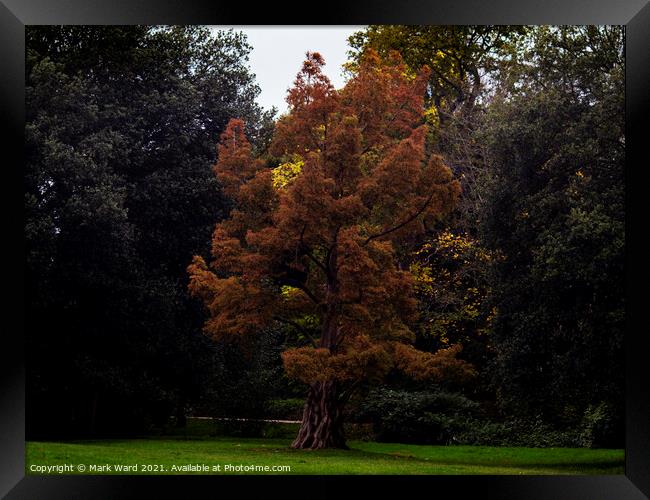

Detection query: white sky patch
(210, 26), (364, 116)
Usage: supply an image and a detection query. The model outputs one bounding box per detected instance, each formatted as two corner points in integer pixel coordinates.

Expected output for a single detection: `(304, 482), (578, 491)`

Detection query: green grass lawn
(26, 436), (624, 475)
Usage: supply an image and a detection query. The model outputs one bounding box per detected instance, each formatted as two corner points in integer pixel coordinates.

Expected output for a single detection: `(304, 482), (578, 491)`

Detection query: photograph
(21, 23), (631, 478)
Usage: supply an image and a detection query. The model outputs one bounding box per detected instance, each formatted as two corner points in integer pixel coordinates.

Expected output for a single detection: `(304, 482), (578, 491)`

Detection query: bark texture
(291, 380), (347, 449)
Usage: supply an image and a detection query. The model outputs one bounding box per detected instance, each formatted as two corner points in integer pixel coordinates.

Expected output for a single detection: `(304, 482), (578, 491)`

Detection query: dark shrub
(265, 398), (305, 421)
(357, 388), (478, 444)
(453, 417), (581, 447)
(579, 402), (624, 448)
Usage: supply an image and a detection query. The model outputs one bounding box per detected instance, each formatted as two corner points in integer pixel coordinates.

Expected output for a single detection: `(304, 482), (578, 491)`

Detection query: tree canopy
(478, 26), (625, 430)
(188, 51), (475, 448)
(25, 25), (273, 437)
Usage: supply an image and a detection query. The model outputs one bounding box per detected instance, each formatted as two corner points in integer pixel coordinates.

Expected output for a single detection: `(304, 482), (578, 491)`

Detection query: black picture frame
(2, 1), (648, 498)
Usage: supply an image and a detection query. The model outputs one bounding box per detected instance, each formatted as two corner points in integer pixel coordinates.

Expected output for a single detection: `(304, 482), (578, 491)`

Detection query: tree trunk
(291, 380), (347, 449)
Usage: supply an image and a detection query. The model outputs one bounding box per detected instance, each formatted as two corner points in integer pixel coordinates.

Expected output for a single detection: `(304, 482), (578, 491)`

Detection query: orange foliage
(392, 343), (476, 382)
(188, 50), (470, 388)
(213, 119), (263, 199)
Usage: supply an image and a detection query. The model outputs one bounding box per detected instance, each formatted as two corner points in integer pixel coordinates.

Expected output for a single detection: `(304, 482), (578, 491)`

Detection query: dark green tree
(25, 26), (274, 437)
(348, 25), (526, 114)
(479, 26), (625, 443)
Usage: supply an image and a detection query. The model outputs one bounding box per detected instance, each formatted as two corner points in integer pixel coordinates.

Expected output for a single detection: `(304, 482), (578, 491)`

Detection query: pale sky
(211, 26), (364, 116)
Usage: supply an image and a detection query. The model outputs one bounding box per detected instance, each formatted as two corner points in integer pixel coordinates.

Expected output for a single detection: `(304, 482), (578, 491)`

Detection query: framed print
(2, 0), (649, 498)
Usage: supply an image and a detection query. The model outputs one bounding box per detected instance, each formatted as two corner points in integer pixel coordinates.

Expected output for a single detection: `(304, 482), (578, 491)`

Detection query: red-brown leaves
(187, 255), (220, 303)
(321, 115), (363, 195)
(188, 256), (273, 341)
(282, 337), (475, 386)
(214, 119), (262, 198)
(210, 227), (244, 274)
(392, 343), (476, 383)
(282, 347), (333, 383)
(271, 52), (338, 157)
(282, 335), (392, 384)
(286, 52), (336, 113)
(188, 49), (472, 388)
(341, 49), (430, 150)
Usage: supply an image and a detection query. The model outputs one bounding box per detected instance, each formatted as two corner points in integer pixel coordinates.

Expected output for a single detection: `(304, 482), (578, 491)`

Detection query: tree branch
(273, 316), (318, 348)
(304, 249), (329, 278)
(324, 225), (341, 284)
(363, 191), (435, 245)
(298, 224), (330, 279)
(280, 276), (322, 306)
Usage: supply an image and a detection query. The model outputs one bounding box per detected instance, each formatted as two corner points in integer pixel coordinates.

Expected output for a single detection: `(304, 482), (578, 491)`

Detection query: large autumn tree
(189, 51), (473, 449)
